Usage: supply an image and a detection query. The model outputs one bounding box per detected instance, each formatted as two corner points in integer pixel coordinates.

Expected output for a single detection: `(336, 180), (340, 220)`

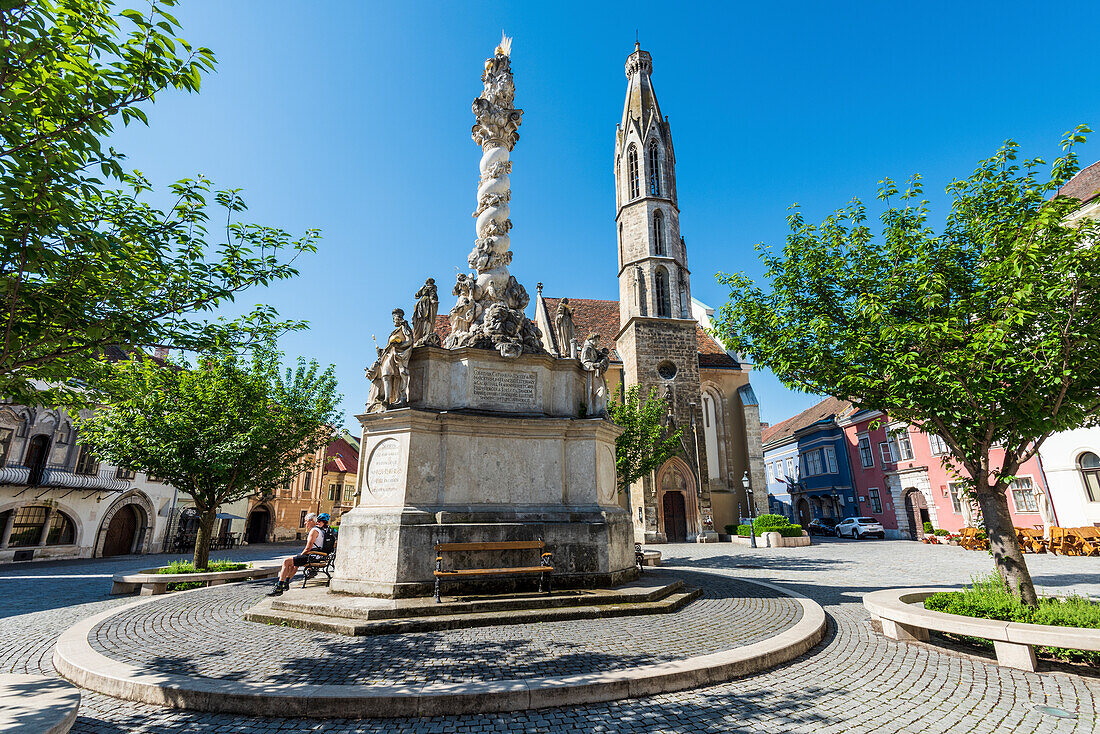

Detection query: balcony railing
(0, 463), (131, 492)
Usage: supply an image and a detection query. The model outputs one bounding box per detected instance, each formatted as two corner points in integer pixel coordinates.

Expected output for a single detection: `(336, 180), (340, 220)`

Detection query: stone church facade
(532, 44), (768, 542)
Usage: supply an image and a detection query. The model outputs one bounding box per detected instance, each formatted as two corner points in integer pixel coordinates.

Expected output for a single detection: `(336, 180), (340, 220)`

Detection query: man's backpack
(319, 526), (337, 554)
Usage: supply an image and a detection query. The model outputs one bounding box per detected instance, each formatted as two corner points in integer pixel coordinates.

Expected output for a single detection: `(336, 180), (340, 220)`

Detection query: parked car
(836, 516), (886, 539)
(807, 518), (839, 537)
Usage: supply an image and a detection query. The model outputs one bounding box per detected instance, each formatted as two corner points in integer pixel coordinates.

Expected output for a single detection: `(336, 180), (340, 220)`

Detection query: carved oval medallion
(366, 439), (402, 498)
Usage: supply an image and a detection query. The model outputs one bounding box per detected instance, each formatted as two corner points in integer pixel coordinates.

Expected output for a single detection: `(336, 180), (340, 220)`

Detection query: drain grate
(1034, 704), (1076, 719)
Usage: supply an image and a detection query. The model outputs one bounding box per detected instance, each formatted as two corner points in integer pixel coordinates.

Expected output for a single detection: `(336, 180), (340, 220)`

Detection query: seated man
(267, 512), (331, 596)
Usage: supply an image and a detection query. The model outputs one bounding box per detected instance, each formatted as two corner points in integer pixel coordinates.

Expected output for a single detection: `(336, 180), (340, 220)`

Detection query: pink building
(837, 407), (1050, 539)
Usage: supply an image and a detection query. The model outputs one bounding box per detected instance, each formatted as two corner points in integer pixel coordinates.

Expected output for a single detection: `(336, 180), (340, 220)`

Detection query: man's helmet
(317, 513), (331, 523)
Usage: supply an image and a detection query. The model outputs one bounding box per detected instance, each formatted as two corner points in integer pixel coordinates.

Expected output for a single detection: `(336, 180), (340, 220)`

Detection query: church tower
(614, 43), (711, 542)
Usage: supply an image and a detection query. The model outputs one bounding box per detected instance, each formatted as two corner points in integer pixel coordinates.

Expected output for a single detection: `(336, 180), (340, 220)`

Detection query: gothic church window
(618, 224), (624, 267)
(647, 143), (661, 195)
(653, 210), (665, 255)
(635, 268), (647, 316)
(627, 145), (640, 200)
(655, 266), (671, 318)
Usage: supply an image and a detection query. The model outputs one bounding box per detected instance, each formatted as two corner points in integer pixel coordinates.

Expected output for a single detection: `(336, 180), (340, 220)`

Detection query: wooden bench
(299, 549), (337, 588)
(434, 540), (553, 602)
(1015, 527), (1047, 554)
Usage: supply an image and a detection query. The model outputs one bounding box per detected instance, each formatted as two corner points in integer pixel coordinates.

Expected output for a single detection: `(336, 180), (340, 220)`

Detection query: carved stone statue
(554, 298), (575, 357)
(412, 278), (440, 347)
(441, 36), (546, 360)
(1034, 485), (1055, 538)
(580, 333), (610, 418)
(367, 309), (413, 412)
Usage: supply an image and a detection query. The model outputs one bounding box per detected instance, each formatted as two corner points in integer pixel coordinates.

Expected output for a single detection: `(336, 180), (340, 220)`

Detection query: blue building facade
(761, 397), (858, 527)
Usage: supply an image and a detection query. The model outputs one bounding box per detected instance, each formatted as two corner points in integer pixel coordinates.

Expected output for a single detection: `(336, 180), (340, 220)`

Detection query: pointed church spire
(621, 43), (661, 133)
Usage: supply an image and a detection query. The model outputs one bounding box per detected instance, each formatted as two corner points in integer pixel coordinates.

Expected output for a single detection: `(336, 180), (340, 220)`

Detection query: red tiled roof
(761, 396), (853, 446)
(324, 436), (359, 474)
(1059, 160), (1100, 204)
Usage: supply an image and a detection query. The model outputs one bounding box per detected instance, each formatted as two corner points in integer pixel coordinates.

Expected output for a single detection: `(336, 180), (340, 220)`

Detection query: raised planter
(110, 563), (279, 596)
(863, 587), (1100, 672)
(0, 674), (80, 733)
(730, 532), (811, 548)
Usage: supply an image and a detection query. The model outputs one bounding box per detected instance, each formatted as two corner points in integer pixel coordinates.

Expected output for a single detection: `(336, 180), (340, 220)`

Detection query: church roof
(1059, 159), (1100, 204)
(432, 297), (739, 371)
(761, 396), (854, 447)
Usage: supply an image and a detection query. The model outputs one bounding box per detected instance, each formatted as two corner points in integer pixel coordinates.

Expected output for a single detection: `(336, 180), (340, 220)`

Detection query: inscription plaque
(366, 438), (402, 497)
(471, 368), (537, 409)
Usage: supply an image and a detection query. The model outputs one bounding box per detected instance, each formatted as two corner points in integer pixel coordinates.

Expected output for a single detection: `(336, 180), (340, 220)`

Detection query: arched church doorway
(101, 505), (138, 556)
(662, 492), (687, 542)
(246, 507), (271, 544)
(797, 497), (811, 527)
(903, 489), (930, 540)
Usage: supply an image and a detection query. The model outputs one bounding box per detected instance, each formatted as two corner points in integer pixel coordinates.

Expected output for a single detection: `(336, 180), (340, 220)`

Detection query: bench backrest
(436, 541), (545, 552)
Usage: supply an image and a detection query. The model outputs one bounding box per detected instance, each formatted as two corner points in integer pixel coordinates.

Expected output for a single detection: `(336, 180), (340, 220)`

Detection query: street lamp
(742, 470), (757, 549)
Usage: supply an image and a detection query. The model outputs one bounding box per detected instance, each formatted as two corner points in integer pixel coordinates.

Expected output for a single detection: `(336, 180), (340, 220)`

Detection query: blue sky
(110, 1), (1099, 430)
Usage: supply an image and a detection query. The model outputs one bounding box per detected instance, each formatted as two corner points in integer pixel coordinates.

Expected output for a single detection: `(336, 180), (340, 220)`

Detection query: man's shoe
(266, 582), (285, 597)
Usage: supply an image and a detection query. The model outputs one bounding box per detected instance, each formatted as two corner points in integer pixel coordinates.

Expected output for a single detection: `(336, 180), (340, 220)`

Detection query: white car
(836, 516), (885, 539)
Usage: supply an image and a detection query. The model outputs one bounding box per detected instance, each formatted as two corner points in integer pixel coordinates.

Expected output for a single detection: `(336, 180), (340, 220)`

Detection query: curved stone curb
(863, 587), (1100, 671)
(110, 563), (280, 595)
(54, 574), (826, 718)
(0, 673), (81, 733)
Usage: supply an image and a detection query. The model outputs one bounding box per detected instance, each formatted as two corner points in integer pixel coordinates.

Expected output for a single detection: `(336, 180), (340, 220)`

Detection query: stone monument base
(331, 346), (637, 598)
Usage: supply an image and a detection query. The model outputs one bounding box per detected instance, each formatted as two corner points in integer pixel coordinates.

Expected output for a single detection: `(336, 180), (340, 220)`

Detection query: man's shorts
(292, 554), (316, 566)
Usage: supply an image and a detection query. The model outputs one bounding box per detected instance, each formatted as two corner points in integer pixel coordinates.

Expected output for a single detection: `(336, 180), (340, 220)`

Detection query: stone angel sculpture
(580, 332), (611, 418)
(555, 298), (576, 357)
(366, 309), (414, 411)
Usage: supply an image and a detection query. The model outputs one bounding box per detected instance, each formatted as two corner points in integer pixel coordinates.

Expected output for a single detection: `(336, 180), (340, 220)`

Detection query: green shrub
(724, 524), (738, 535)
(923, 521), (934, 534)
(924, 573), (1100, 664)
(737, 523), (802, 537)
(155, 559), (250, 575)
(933, 528), (948, 536)
(753, 513), (793, 529)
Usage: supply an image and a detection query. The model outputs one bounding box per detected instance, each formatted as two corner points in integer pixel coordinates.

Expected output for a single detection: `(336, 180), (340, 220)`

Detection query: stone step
(246, 586), (702, 636)
(270, 577), (683, 621)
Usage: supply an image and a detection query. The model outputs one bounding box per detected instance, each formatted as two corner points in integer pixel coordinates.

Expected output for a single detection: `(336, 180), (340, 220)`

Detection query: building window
(303, 471), (312, 493)
(879, 442), (893, 465)
(635, 269), (646, 315)
(1077, 452), (1100, 502)
(343, 484), (354, 502)
(948, 482), (965, 514)
(328, 483), (338, 502)
(0, 427), (12, 468)
(627, 145), (640, 199)
(55, 423), (70, 445)
(299, 510), (307, 528)
(857, 435), (874, 468)
(824, 446), (838, 474)
(7, 505), (48, 547)
(868, 488), (882, 513)
(618, 224), (624, 267)
(804, 450), (824, 476)
(45, 512), (75, 545)
(653, 210), (665, 255)
(655, 266), (671, 318)
(775, 460), (785, 480)
(928, 434), (949, 456)
(115, 467), (136, 481)
(888, 429), (913, 461)
(786, 457), (796, 480)
(146, 474), (162, 483)
(74, 445), (99, 476)
(1010, 477), (1038, 513)
(647, 143), (661, 195)
(766, 463), (774, 482)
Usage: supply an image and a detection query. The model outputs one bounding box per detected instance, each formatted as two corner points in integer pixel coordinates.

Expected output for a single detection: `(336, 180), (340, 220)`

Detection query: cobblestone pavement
(2, 538), (1099, 732)
(87, 570), (797, 685)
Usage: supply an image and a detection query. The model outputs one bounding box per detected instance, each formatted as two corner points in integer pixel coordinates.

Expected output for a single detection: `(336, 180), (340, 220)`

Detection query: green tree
(715, 128), (1100, 606)
(1, 0), (317, 406)
(609, 385), (684, 502)
(78, 341), (342, 569)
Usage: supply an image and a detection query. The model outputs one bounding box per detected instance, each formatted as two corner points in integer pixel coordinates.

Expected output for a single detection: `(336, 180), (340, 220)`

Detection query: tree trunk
(974, 483), (1038, 606)
(192, 507), (218, 570)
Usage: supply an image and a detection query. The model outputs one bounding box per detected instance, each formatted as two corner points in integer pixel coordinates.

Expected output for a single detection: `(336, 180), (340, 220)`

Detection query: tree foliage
(715, 127), (1100, 605)
(608, 385), (684, 498)
(78, 341), (342, 568)
(0, 0), (318, 406)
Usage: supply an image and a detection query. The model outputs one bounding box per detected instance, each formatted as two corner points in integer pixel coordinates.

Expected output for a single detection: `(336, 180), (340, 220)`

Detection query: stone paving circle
(53, 567), (825, 717)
